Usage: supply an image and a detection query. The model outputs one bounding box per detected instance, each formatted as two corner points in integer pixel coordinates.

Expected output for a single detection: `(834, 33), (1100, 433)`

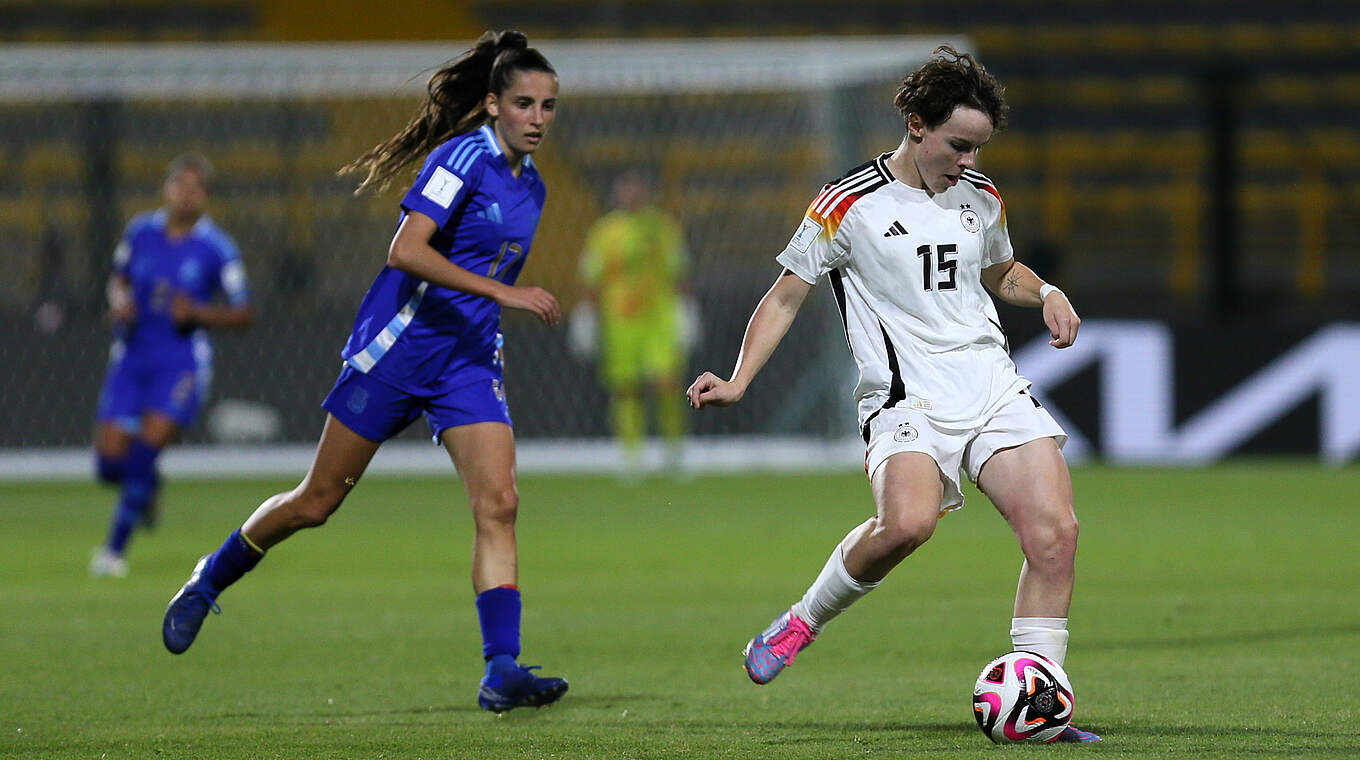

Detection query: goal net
(0, 38), (955, 474)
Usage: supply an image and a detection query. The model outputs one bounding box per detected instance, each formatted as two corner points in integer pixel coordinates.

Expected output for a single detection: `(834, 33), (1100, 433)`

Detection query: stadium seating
(0, 1), (256, 42)
(4, 2), (1356, 308)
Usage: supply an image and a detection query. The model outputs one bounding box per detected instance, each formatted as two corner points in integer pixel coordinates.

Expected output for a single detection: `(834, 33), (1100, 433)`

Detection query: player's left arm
(172, 294), (254, 330)
(173, 244), (254, 330)
(981, 258), (1080, 348)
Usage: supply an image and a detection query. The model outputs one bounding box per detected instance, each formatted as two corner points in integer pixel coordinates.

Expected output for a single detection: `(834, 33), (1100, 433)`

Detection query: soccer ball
(972, 651), (1075, 743)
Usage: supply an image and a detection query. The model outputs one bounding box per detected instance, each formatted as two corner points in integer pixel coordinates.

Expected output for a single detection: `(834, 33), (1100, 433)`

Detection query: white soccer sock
(790, 538), (880, 633)
(1010, 617), (1069, 665)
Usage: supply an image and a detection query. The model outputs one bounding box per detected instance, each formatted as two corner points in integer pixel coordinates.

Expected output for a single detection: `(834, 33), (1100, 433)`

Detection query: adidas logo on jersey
(475, 202), (504, 224)
(882, 221), (908, 237)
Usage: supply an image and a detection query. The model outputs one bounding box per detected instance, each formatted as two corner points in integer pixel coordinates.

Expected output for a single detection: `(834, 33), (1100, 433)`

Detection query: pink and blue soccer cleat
(742, 610), (816, 684)
(1052, 725), (1103, 742)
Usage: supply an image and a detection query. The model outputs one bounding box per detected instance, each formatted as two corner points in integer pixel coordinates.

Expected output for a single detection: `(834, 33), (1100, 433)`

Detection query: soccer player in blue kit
(90, 153), (252, 578)
(161, 30), (569, 713)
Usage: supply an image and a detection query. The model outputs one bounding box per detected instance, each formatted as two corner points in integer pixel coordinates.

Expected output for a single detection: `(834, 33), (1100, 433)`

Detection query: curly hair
(340, 30), (555, 195)
(893, 45), (1008, 132)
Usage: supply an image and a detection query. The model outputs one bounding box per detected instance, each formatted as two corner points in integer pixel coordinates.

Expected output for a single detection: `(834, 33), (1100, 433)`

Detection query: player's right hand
(687, 371), (744, 409)
(170, 292), (199, 327)
(1041, 291), (1080, 349)
(498, 285), (560, 325)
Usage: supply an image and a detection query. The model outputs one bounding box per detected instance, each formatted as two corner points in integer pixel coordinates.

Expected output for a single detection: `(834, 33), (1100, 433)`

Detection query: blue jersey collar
(152, 208), (214, 238)
(479, 124), (504, 157)
(479, 124), (535, 175)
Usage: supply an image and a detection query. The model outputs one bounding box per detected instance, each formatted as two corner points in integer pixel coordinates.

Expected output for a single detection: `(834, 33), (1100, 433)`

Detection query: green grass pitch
(2, 461), (1357, 759)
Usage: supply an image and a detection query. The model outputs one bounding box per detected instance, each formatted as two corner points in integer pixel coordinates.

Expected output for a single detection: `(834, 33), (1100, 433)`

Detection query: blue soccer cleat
(477, 661), (569, 713)
(162, 555), (222, 654)
(1052, 725), (1103, 743)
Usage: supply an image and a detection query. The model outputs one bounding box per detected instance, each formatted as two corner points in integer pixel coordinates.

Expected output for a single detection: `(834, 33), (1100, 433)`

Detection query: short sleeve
(212, 233), (250, 306)
(219, 258), (249, 306)
(979, 186), (1014, 269)
(112, 240), (132, 277)
(774, 191), (849, 284)
(400, 140), (479, 228)
(112, 217), (141, 276)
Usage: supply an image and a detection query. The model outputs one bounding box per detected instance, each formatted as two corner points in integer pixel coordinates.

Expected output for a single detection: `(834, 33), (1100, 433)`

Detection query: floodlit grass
(2, 462), (1357, 758)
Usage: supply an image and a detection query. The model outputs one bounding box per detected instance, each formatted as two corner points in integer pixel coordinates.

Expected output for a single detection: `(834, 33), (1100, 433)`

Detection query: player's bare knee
(289, 482), (348, 528)
(1061, 513), (1079, 546)
(473, 486), (519, 530)
(1048, 512), (1078, 556)
(1020, 512), (1078, 568)
(874, 513), (936, 557)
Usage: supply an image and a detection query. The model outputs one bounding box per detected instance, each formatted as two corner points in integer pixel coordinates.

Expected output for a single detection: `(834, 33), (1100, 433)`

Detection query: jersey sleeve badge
(788, 216), (824, 253)
(421, 166), (464, 209)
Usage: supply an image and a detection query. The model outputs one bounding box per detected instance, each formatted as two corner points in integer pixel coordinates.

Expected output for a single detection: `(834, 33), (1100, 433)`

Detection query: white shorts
(863, 389), (1067, 513)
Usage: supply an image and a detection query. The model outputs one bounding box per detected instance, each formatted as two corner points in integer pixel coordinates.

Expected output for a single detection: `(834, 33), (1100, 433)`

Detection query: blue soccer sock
(476, 585), (522, 663)
(95, 452), (126, 484)
(484, 653), (519, 679)
(105, 440), (160, 555)
(201, 528), (264, 593)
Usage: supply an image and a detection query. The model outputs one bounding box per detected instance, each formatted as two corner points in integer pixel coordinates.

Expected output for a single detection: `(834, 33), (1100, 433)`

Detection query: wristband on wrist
(1039, 283), (1063, 301)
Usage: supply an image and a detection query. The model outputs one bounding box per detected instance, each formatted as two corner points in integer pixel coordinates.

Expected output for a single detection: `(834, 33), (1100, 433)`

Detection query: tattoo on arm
(1003, 272), (1021, 298)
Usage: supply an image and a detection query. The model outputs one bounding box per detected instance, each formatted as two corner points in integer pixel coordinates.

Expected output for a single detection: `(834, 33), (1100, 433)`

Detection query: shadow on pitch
(1089, 623), (1360, 652)
(219, 692), (670, 722)
(687, 719), (968, 736)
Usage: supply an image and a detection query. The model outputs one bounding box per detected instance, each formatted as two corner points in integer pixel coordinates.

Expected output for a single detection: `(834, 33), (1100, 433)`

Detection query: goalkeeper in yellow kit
(577, 172), (692, 476)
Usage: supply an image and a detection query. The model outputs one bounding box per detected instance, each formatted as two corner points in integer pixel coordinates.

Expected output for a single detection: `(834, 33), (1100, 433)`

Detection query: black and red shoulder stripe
(961, 168), (1003, 205)
(807, 154), (893, 227)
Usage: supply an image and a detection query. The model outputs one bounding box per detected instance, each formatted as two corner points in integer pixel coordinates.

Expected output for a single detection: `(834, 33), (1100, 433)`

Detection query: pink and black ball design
(972, 651), (1075, 743)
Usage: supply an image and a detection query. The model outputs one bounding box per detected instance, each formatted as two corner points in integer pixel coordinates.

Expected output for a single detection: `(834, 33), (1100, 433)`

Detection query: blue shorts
(321, 365), (512, 444)
(96, 353), (205, 432)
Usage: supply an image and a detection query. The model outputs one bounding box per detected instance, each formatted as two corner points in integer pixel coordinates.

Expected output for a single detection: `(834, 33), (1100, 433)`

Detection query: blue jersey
(113, 210), (249, 371)
(340, 125), (547, 396)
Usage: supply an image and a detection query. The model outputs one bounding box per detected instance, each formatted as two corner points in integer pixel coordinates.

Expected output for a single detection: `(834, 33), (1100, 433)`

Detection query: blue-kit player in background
(90, 153), (253, 578)
(161, 30), (569, 714)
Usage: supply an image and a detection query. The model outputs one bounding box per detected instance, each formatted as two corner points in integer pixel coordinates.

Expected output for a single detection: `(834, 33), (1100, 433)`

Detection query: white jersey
(776, 153), (1029, 434)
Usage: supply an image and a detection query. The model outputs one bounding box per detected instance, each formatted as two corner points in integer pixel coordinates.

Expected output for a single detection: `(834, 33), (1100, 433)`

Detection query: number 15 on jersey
(917, 243), (958, 291)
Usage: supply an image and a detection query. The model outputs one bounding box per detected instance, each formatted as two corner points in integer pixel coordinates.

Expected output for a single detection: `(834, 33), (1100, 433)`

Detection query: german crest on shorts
(894, 422), (919, 443)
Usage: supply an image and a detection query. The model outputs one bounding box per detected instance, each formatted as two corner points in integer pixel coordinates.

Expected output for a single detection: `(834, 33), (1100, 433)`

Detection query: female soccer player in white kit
(686, 46), (1100, 742)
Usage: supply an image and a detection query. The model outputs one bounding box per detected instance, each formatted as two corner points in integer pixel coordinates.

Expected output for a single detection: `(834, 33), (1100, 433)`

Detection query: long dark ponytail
(341, 30), (555, 195)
